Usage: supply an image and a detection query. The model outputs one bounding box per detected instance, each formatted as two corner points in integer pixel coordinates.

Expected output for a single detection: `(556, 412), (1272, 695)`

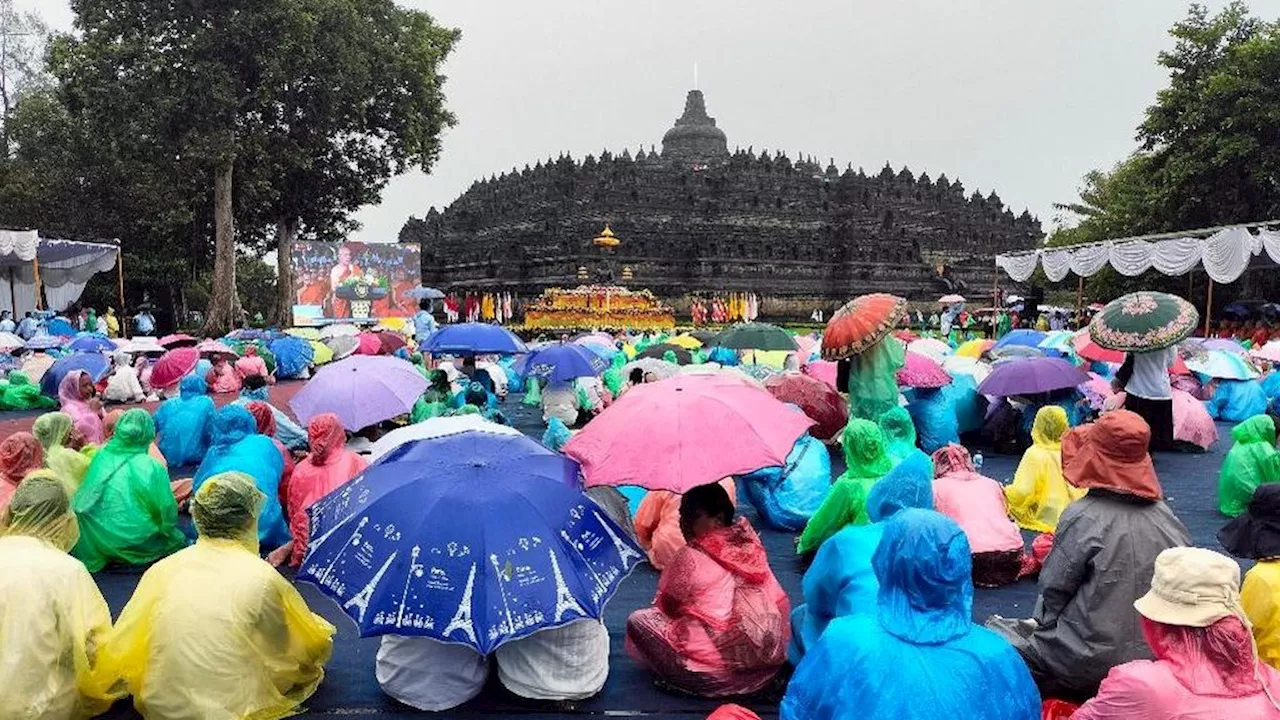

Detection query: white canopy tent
(994, 221), (1280, 332)
(0, 230), (122, 317)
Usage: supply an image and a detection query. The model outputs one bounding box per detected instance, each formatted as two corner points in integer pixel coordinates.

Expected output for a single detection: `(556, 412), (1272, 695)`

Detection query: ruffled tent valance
(0, 233), (120, 316)
(996, 226), (1280, 284)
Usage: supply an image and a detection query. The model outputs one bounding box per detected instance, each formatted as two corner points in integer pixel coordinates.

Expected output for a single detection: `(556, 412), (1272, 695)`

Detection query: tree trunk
(203, 160), (239, 335)
(270, 218), (300, 326)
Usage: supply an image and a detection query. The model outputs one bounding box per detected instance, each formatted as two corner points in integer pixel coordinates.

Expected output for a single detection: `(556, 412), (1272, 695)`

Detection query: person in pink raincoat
(234, 345), (274, 385)
(931, 444), (1025, 587)
(0, 432), (42, 515)
(634, 478), (736, 571)
(205, 356), (242, 394)
(1074, 547), (1280, 719)
(627, 483), (790, 698)
(267, 413), (366, 568)
(58, 370), (104, 445)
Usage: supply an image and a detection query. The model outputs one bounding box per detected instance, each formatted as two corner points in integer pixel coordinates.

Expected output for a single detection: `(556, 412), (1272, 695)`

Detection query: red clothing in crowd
(284, 413), (367, 567)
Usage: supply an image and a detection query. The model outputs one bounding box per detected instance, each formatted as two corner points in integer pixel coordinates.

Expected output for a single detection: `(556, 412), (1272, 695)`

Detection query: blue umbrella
(268, 336), (315, 379)
(66, 333), (117, 353)
(300, 430), (644, 653)
(45, 317), (76, 337)
(25, 333), (62, 350)
(420, 323), (527, 355)
(40, 352), (111, 397)
(513, 344), (607, 384)
(995, 329), (1047, 350)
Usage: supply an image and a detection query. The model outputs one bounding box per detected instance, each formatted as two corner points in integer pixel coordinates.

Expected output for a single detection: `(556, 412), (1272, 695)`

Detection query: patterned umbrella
(1185, 350), (1261, 381)
(821, 294), (908, 360)
(763, 372), (848, 441)
(907, 338), (952, 362)
(1089, 291), (1199, 352)
(711, 322), (798, 352)
(1073, 329), (1125, 364)
(24, 333), (62, 351)
(896, 352), (953, 389)
(269, 336), (316, 378)
(977, 356), (1090, 397)
(149, 347), (199, 390)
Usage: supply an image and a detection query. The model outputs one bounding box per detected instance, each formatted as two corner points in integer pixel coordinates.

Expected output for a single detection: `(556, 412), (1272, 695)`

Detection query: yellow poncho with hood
(1005, 406), (1085, 532)
(0, 471), (120, 720)
(33, 411), (93, 494)
(93, 472), (336, 720)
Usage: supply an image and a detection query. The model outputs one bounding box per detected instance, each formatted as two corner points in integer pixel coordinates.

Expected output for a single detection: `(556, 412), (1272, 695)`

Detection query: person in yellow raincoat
(33, 411), (93, 494)
(1004, 405), (1085, 532)
(94, 471), (335, 720)
(0, 471), (120, 720)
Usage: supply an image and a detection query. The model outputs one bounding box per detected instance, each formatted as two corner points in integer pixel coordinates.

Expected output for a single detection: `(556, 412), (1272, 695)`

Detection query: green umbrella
(711, 322), (798, 352)
(1089, 291), (1199, 352)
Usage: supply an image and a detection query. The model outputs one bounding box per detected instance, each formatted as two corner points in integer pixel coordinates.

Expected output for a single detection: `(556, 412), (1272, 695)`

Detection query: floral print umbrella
(821, 294), (908, 361)
(1089, 291), (1199, 352)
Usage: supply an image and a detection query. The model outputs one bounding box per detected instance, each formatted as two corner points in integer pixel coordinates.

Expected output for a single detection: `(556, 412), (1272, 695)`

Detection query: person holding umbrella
(822, 295), (909, 423)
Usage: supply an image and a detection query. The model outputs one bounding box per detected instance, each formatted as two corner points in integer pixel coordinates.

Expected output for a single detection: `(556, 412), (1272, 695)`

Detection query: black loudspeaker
(836, 359), (851, 393)
(1024, 288), (1044, 320)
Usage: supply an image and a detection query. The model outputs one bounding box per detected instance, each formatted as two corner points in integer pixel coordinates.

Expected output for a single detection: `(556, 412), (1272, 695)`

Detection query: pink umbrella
(563, 373), (814, 493)
(896, 352), (952, 389)
(802, 360), (839, 390)
(1172, 388), (1218, 450)
(196, 339), (238, 358)
(356, 332), (383, 355)
(1252, 341), (1280, 364)
(150, 347), (199, 389)
(1079, 373), (1114, 411)
(793, 335), (819, 361)
(159, 333), (198, 349)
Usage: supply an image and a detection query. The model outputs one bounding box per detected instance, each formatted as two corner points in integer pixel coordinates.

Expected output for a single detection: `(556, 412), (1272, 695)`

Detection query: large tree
(52, 0), (457, 335)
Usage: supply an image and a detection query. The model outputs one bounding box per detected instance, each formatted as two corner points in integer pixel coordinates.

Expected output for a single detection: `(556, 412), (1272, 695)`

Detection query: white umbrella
(0, 332), (24, 352)
(369, 414), (521, 462)
(319, 323), (360, 339)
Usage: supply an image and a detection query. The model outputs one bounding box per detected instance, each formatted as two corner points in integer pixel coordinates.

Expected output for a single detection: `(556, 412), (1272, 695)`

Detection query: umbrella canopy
(988, 345), (1045, 360)
(977, 356), (1090, 397)
(116, 336), (166, 355)
(516, 343), (607, 384)
(1185, 350), (1261, 381)
(159, 333), (198, 349)
(285, 327), (322, 340)
(65, 333), (117, 354)
(896, 352), (953, 389)
(290, 355), (429, 431)
(575, 338), (619, 361)
(1251, 341), (1280, 364)
(1037, 331), (1076, 358)
(907, 338), (952, 362)
(711, 323), (797, 352)
(666, 334), (703, 350)
(564, 373), (814, 492)
(1073, 330), (1125, 364)
(45, 318), (76, 337)
(368, 414), (523, 462)
(149, 347), (200, 390)
(636, 343), (693, 364)
(356, 333), (383, 356)
(20, 353), (54, 382)
(942, 355), (992, 383)
(821, 293), (908, 360)
(225, 328), (274, 341)
(793, 335), (820, 362)
(1079, 373), (1115, 411)
(937, 294), (966, 304)
(688, 330), (720, 344)
(300, 430), (643, 654)
(323, 335), (359, 360)
(420, 323), (527, 355)
(1089, 291), (1199, 352)
(995, 329), (1047, 350)
(320, 323), (360, 339)
(308, 340), (334, 366)
(40, 352), (111, 397)
(375, 331), (408, 355)
(762, 372), (848, 441)
(195, 339), (238, 359)
(24, 333), (62, 351)
(573, 331), (616, 346)
(620, 357), (680, 381)
(802, 360), (838, 390)
(0, 332), (25, 352)
(404, 285), (445, 300)
(677, 363), (766, 389)
(1202, 338), (1247, 354)
(954, 338), (995, 359)
(269, 336), (316, 378)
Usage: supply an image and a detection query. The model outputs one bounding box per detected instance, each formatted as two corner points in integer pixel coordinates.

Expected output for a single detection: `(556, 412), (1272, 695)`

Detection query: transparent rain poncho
(739, 433), (833, 531)
(33, 411), (93, 494)
(153, 374), (216, 466)
(1005, 405), (1084, 533)
(1217, 415), (1280, 518)
(0, 472), (119, 720)
(846, 336), (905, 422)
(94, 471), (336, 720)
(782, 510), (1040, 720)
(796, 419), (893, 554)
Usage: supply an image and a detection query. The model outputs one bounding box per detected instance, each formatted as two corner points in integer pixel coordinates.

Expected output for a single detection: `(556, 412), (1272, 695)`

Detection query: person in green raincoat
(1, 370), (56, 411)
(602, 353), (626, 398)
(996, 311), (1012, 338)
(1217, 414), (1280, 517)
(33, 412), (93, 494)
(878, 407), (920, 465)
(797, 419), (895, 554)
(411, 370), (452, 423)
(846, 336), (905, 422)
(72, 409), (186, 571)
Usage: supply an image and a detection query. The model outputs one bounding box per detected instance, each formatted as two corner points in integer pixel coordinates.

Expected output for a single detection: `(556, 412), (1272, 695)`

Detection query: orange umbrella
(821, 294), (908, 360)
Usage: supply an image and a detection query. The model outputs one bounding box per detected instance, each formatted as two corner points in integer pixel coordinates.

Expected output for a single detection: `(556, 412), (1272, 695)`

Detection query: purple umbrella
(977, 356), (1089, 397)
(290, 355), (429, 431)
(1202, 338), (1247, 355)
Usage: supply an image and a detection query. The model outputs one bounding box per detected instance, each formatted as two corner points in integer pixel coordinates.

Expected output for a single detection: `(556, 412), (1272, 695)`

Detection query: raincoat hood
(841, 418), (893, 479)
(1142, 616), (1271, 698)
(239, 384), (270, 402)
(931, 444), (975, 477)
(1, 470), (79, 551)
(691, 517), (771, 584)
(306, 413), (346, 465)
(7, 370), (33, 387)
(180, 374), (208, 399)
(542, 417), (573, 452)
(0, 432), (42, 488)
(191, 471), (265, 553)
(246, 401), (277, 436)
(865, 452), (934, 522)
(210, 405), (256, 448)
(1031, 405), (1068, 448)
(873, 509), (973, 644)
(109, 409), (156, 450)
(1233, 414), (1277, 446)
(57, 370), (90, 406)
(878, 407), (918, 461)
(1064, 409), (1162, 500)
(32, 412), (73, 451)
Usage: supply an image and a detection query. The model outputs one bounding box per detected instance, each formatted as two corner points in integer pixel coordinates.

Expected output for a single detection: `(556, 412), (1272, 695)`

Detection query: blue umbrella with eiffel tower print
(299, 429), (645, 654)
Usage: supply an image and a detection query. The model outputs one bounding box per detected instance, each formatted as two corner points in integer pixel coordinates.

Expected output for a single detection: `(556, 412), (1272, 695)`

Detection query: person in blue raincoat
(788, 452), (934, 664)
(904, 387), (960, 454)
(738, 428), (832, 532)
(781, 509), (1040, 720)
(945, 373), (986, 436)
(1205, 378), (1270, 423)
(153, 375), (215, 467)
(191, 405), (288, 549)
(231, 376), (308, 451)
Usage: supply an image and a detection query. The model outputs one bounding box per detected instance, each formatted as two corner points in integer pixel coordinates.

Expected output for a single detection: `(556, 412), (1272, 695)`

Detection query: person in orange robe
(328, 245), (361, 318)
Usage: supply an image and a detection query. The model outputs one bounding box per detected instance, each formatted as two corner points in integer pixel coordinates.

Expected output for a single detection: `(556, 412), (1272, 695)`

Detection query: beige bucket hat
(1134, 547), (1242, 627)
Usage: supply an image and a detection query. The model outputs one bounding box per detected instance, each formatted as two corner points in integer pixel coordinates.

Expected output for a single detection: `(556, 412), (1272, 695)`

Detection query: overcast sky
(21, 0), (1280, 244)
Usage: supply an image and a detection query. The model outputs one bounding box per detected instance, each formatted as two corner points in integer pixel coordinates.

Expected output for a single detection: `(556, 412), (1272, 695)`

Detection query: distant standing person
(15, 311), (37, 339)
(0, 310), (14, 334)
(1113, 346), (1176, 451)
(133, 308), (156, 336)
(413, 299), (438, 341)
(328, 244), (361, 318)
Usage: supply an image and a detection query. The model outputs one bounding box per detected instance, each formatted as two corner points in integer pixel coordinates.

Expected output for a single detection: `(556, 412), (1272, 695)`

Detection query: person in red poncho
(267, 413), (366, 567)
(626, 482), (790, 698)
(0, 432), (43, 514)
